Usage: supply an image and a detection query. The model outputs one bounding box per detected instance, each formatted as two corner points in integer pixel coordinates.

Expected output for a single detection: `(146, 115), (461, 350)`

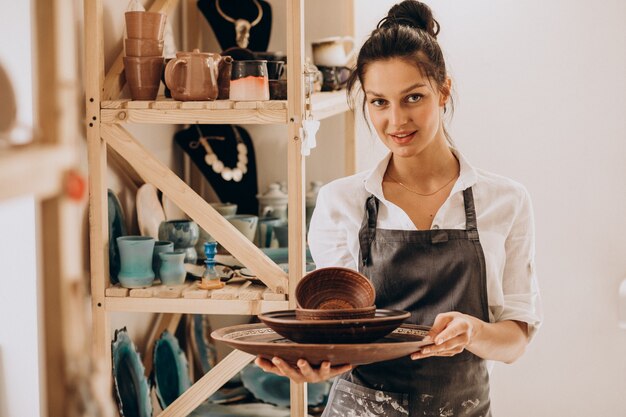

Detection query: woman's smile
(387, 130), (418, 145)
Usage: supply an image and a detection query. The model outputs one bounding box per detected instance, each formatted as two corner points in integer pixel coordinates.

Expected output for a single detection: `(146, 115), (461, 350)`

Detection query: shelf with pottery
(0, 144), (76, 200)
(100, 90), (349, 125)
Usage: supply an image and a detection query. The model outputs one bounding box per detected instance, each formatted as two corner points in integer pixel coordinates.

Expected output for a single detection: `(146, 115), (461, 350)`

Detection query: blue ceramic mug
(117, 236), (156, 288)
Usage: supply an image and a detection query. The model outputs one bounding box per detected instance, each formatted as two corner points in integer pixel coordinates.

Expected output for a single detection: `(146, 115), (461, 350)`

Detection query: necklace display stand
(175, 125), (259, 215)
(197, 0), (272, 52)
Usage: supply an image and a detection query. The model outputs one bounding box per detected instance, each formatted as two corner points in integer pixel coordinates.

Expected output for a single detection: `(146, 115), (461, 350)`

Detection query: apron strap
(463, 187), (479, 240)
(359, 195), (379, 266)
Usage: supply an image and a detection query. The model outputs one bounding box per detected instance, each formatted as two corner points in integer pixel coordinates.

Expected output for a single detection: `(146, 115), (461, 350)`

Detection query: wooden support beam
(159, 350), (254, 416)
(286, 0), (308, 416)
(103, 0), (180, 100)
(101, 124), (288, 293)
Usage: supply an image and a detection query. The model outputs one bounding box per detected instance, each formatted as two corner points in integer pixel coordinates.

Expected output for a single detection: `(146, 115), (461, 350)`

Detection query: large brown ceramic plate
(211, 323), (433, 367)
(258, 309), (410, 344)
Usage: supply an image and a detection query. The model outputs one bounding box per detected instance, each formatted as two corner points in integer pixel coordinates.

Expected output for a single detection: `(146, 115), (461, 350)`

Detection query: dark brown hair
(347, 1), (453, 120)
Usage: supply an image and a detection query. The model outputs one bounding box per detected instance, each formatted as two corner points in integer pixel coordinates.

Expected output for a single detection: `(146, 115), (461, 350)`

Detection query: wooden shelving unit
(85, 0), (355, 416)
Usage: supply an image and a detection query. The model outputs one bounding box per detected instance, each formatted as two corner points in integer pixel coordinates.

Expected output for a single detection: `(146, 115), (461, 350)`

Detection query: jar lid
(257, 183), (288, 203)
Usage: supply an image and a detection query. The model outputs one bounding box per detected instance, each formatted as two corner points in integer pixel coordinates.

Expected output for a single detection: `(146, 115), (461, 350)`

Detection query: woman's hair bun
(378, 0), (440, 38)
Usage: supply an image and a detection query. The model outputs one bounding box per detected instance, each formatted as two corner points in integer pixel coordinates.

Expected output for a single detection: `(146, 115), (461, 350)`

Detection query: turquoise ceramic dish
(111, 328), (152, 417)
(108, 189), (127, 284)
(240, 364), (330, 408)
(153, 330), (191, 409)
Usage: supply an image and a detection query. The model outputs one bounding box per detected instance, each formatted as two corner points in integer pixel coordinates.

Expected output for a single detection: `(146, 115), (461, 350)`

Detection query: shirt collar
(363, 148), (478, 200)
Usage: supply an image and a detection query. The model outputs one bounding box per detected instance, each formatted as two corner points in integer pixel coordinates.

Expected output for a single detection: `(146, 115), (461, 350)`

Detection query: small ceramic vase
(158, 220), (199, 264)
(152, 240), (174, 278)
(256, 217), (285, 248)
(117, 236), (156, 288)
(159, 251), (187, 286)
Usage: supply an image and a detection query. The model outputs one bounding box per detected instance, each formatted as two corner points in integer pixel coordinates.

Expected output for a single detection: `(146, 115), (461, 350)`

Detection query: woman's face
(363, 58), (449, 159)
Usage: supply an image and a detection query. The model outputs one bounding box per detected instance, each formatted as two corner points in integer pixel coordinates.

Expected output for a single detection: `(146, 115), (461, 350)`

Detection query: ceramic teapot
(257, 183), (288, 221)
(164, 49), (232, 101)
(311, 36), (356, 67)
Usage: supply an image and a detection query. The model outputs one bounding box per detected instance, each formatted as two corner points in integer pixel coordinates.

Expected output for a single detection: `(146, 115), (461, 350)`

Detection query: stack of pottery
(123, 11), (166, 100)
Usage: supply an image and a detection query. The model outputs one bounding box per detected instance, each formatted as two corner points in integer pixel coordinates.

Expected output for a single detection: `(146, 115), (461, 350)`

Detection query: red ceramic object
(295, 267), (375, 310)
(258, 309), (410, 344)
(211, 323), (433, 367)
(295, 305), (376, 321)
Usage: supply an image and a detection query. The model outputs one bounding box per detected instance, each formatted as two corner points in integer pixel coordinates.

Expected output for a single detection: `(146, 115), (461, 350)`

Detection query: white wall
(0, 1), (40, 416)
(355, 1), (626, 415)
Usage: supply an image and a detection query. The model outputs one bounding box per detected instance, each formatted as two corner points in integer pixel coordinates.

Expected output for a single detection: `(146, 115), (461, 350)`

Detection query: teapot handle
(164, 58), (188, 94)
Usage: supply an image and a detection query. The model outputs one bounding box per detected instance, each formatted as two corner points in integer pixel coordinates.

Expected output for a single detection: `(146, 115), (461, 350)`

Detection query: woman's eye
(370, 99), (387, 107)
(406, 94), (423, 103)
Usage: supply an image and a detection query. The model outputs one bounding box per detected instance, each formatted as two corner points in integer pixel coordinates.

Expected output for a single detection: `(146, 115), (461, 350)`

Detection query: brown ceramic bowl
(258, 309), (410, 344)
(295, 305), (376, 321)
(125, 38), (164, 57)
(295, 267), (375, 310)
(125, 11), (166, 40)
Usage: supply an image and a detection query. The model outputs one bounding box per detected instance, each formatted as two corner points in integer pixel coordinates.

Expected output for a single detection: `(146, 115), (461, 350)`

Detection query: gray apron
(321, 187), (492, 417)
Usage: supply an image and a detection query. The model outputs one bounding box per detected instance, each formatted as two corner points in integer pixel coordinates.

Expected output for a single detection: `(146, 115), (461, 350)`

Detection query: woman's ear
(439, 77), (452, 107)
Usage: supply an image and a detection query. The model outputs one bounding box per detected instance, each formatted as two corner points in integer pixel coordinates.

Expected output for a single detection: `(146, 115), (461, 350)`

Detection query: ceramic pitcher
(164, 49), (232, 101)
(311, 36), (356, 67)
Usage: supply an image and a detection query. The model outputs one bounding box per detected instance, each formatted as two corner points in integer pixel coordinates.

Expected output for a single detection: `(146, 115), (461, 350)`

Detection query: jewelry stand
(197, 0), (272, 52)
(174, 124), (259, 215)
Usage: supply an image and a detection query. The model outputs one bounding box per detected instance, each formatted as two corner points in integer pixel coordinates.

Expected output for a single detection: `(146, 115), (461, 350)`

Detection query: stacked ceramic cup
(123, 11), (166, 100)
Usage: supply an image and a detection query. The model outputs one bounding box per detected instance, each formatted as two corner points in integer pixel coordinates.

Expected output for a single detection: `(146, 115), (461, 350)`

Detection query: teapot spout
(217, 55), (233, 100)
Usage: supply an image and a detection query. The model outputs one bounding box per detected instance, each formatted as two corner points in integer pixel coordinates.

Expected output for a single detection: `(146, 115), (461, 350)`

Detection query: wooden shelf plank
(105, 297), (288, 314)
(99, 91), (349, 125)
(0, 144), (75, 201)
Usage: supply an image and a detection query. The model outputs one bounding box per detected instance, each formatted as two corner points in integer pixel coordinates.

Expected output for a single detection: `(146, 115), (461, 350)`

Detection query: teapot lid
(176, 48), (219, 58)
(257, 183), (288, 202)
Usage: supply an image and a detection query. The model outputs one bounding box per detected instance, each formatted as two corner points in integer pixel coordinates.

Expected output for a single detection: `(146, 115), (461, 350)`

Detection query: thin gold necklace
(215, 0), (263, 48)
(386, 172), (457, 197)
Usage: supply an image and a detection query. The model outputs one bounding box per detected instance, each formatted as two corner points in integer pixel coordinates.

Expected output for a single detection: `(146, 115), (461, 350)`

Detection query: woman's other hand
(255, 356), (352, 383)
(411, 311), (480, 360)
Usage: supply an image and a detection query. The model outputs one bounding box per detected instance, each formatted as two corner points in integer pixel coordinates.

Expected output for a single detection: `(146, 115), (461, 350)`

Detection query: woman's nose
(389, 104), (409, 127)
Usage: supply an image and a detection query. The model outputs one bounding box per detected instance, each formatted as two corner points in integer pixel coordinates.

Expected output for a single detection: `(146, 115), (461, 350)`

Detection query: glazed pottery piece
(295, 266), (375, 310)
(164, 49), (226, 101)
(123, 56), (164, 100)
(158, 220), (199, 264)
(295, 305), (376, 321)
(152, 330), (191, 409)
(311, 36), (356, 67)
(258, 309), (410, 344)
(211, 323), (433, 367)
(152, 240), (173, 279)
(136, 183), (166, 239)
(210, 202), (238, 216)
(111, 328), (152, 417)
(225, 214), (258, 242)
(124, 38), (164, 57)
(125, 11), (166, 39)
(257, 183), (288, 221)
(108, 189), (127, 284)
(256, 217), (284, 248)
(240, 364), (331, 407)
(272, 224), (288, 248)
(117, 236), (155, 288)
(159, 251), (187, 285)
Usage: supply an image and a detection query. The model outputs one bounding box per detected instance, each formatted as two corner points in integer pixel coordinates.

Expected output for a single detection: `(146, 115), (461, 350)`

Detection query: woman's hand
(411, 311), (481, 360)
(255, 356), (352, 383)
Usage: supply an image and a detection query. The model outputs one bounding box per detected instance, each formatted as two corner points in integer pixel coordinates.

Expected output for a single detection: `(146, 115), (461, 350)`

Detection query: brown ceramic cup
(124, 38), (164, 57)
(125, 11), (166, 40)
(123, 56), (164, 100)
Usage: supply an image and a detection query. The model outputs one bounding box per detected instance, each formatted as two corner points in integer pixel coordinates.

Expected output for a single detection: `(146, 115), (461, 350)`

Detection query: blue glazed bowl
(158, 220), (200, 248)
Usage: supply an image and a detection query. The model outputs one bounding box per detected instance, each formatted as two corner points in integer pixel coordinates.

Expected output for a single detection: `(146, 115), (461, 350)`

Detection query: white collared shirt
(308, 150), (542, 340)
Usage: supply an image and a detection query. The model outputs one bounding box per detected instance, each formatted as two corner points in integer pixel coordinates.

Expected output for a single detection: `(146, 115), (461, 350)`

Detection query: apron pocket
(322, 378), (409, 417)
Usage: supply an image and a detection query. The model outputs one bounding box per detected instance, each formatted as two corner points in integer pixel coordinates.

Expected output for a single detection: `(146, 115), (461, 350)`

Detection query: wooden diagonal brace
(158, 350), (254, 417)
(103, 0), (180, 100)
(101, 124), (289, 293)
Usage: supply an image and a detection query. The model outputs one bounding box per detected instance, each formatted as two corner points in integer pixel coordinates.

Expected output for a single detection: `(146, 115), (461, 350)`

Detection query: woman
(256, 1), (542, 415)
